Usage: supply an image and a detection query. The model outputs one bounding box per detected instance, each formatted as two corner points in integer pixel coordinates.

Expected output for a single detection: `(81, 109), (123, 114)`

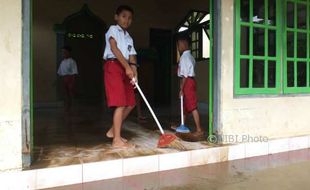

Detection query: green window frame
(176, 10), (210, 60)
(284, 0), (310, 93)
(235, 0), (310, 95)
(235, 0), (281, 95)
(191, 30), (201, 59)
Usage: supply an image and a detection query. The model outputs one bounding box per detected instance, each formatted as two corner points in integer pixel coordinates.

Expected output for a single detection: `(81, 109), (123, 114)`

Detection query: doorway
(150, 28), (172, 106)
(23, 0), (216, 168)
(54, 5), (106, 103)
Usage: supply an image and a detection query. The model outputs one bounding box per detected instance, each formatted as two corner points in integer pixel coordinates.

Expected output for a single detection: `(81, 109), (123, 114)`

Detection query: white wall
(219, 0), (310, 139)
(0, 0), (22, 170)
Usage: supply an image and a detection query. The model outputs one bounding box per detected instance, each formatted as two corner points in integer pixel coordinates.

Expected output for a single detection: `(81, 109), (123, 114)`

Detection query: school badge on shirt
(128, 45), (132, 52)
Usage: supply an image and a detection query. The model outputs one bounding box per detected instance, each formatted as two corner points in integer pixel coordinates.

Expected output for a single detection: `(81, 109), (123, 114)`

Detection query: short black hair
(62, 45), (72, 52)
(116, 5), (134, 15)
(176, 34), (191, 45)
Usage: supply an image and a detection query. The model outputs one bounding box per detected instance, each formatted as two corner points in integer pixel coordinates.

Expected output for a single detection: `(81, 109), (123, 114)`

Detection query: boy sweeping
(103, 5), (138, 148)
(175, 35), (204, 137)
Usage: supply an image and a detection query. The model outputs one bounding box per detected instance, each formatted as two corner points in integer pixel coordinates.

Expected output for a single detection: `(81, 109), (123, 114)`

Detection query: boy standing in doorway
(176, 35), (204, 137)
(103, 5), (138, 148)
(57, 46), (78, 112)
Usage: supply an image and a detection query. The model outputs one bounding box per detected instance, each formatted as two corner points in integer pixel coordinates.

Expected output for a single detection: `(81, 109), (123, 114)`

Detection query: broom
(175, 95), (190, 133)
(132, 78), (186, 150)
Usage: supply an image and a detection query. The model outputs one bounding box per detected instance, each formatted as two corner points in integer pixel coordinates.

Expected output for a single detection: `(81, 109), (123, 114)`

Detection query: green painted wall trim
(209, 0), (214, 136)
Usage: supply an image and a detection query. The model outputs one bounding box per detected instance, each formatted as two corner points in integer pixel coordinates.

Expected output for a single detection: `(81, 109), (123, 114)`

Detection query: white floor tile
(269, 138), (289, 154)
(83, 159), (123, 183)
(159, 151), (191, 171)
(123, 155), (158, 176)
(36, 164), (82, 189)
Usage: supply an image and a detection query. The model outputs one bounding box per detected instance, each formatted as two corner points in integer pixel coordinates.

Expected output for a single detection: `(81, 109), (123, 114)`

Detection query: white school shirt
(177, 50), (196, 78)
(103, 25), (137, 60)
(57, 58), (78, 76)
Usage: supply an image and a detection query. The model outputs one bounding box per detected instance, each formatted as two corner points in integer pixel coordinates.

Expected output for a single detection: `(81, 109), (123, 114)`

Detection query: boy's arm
(129, 55), (138, 80)
(179, 77), (186, 97)
(57, 62), (62, 76)
(73, 60), (78, 77)
(109, 37), (135, 79)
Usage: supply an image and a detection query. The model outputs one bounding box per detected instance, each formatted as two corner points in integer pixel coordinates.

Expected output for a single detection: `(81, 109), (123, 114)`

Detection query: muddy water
(32, 105), (210, 169)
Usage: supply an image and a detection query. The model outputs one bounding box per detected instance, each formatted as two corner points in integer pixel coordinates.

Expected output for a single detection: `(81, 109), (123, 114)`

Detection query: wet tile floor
(31, 102), (210, 169)
(44, 148), (310, 190)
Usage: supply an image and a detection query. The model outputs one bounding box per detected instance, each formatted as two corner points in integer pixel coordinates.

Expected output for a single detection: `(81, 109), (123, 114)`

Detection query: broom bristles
(164, 139), (187, 151)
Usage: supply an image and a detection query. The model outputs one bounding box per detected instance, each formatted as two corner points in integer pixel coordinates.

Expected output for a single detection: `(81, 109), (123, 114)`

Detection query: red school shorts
(63, 75), (75, 96)
(183, 78), (198, 114)
(104, 59), (136, 107)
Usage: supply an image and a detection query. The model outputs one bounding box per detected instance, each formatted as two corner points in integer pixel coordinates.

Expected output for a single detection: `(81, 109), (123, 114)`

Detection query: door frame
(211, 0), (221, 136)
(21, 0), (221, 167)
(209, 0), (214, 136)
(22, 0), (33, 167)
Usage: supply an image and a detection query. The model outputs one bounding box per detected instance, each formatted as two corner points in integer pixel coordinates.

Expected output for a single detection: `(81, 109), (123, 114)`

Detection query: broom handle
(133, 79), (165, 135)
(180, 95), (184, 125)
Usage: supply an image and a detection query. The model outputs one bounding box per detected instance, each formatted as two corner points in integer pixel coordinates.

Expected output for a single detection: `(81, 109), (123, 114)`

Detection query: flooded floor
(44, 148), (310, 190)
(32, 102), (209, 169)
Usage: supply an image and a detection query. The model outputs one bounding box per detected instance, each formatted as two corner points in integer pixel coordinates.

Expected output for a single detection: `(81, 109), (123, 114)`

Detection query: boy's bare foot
(192, 131), (204, 138)
(106, 128), (128, 142)
(112, 140), (135, 149)
(137, 116), (147, 123)
(138, 116), (147, 120)
(170, 123), (178, 131)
